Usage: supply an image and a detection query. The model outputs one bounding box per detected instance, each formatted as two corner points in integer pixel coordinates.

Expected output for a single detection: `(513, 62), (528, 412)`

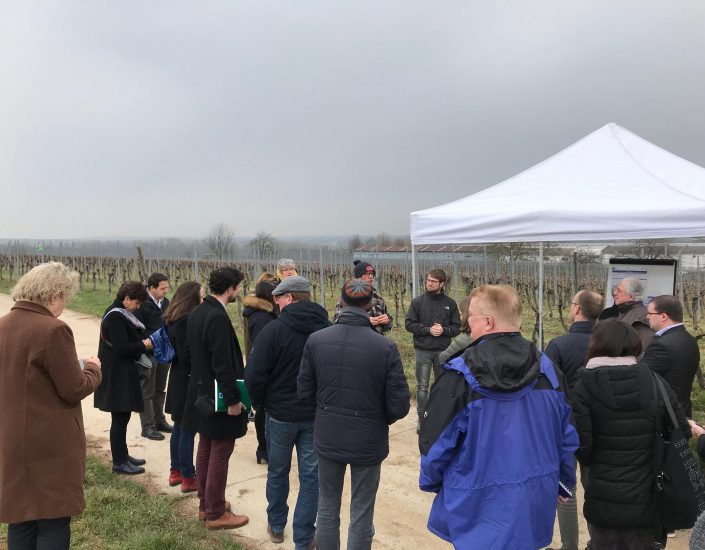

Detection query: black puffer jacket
(572, 361), (690, 529)
(244, 300), (330, 422)
(298, 308), (411, 465)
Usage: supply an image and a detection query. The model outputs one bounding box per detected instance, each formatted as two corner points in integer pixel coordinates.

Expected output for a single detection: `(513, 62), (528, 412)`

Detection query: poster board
(605, 258), (677, 307)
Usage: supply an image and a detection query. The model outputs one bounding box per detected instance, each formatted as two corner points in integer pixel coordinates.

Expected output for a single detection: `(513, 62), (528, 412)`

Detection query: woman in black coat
(164, 281), (204, 492)
(242, 276), (278, 464)
(94, 281), (152, 475)
(572, 319), (690, 550)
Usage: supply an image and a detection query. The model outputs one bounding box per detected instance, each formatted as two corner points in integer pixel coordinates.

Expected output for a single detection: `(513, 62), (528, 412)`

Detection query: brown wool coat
(0, 301), (102, 523)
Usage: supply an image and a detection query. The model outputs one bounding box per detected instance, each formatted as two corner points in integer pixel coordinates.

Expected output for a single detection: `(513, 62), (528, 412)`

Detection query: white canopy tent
(409, 123), (705, 345)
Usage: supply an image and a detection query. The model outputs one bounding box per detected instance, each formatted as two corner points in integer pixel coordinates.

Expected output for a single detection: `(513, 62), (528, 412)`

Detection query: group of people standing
(1, 258), (704, 550)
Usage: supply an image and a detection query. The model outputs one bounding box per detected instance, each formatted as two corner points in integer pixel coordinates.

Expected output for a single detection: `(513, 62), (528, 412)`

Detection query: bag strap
(653, 373), (679, 432)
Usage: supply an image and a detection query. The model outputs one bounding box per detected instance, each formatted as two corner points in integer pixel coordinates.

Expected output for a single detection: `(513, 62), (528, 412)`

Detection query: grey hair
(277, 258), (296, 270)
(621, 277), (644, 299)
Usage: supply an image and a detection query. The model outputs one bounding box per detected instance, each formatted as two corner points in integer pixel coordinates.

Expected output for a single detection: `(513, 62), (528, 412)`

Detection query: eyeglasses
(570, 302), (579, 307)
(646, 310), (661, 316)
(426, 278), (441, 284)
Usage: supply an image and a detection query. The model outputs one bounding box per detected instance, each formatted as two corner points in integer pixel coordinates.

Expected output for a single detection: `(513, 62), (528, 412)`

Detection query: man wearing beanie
(298, 279), (410, 550)
(333, 260), (392, 334)
(245, 275), (329, 550)
(405, 269), (461, 432)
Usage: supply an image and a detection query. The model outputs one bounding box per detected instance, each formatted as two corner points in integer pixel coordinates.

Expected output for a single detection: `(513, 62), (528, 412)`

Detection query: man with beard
(182, 267), (249, 530)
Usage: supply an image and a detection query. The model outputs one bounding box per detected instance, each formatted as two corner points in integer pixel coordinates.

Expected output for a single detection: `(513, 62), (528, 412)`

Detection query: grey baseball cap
(272, 275), (310, 296)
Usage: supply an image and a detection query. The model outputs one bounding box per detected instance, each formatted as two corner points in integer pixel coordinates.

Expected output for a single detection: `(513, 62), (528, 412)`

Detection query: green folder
(214, 379), (252, 413)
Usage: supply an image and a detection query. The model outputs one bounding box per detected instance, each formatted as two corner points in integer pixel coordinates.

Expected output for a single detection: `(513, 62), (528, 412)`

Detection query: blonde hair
(469, 284), (522, 328)
(11, 261), (80, 306)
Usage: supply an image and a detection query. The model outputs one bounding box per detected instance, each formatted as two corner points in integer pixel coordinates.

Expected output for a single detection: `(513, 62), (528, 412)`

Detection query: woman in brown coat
(0, 262), (102, 550)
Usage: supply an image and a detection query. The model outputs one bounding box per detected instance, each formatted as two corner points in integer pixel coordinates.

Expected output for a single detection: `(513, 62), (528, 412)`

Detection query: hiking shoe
(206, 511), (249, 530)
(268, 524), (284, 543)
(168, 469), (183, 486)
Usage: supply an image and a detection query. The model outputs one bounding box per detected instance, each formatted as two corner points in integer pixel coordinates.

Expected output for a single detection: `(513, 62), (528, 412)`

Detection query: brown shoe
(205, 510), (249, 530)
(199, 500), (231, 521)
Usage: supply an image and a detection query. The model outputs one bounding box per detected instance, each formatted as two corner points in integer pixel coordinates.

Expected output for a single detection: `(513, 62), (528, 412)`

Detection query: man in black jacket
(543, 289), (602, 550)
(182, 267), (249, 530)
(644, 295), (700, 417)
(135, 272), (171, 440)
(404, 269), (460, 431)
(545, 290), (603, 394)
(245, 276), (329, 549)
(298, 279), (410, 550)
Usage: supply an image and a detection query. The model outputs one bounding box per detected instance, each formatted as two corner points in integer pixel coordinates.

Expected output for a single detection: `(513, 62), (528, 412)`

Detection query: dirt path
(1, 295), (692, 549)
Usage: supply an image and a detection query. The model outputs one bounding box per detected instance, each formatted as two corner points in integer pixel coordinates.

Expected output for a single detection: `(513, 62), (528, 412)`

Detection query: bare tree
(392, 235), (411, 247)
(348, 234), (363, 252)
(376, 233), (392, 247)
(204, 223), (236, 261)
(249, 231), (277, 258)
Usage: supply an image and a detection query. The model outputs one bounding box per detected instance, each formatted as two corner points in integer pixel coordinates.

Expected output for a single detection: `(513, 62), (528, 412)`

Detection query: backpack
(150, 325), (176, 363)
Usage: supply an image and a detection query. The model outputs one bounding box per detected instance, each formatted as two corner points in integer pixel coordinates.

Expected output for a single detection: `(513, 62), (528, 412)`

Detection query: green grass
(0, 455), (242, 550)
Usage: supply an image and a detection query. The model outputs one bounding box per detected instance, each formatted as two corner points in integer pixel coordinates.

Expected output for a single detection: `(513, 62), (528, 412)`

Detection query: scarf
(585, 356), (637, 369)
(103, 307), (146, 331)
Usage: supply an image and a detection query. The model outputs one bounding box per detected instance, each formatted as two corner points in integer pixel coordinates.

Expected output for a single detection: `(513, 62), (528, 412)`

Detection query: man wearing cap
(333, 261), (392, 334)
(405, 269), (461, 431)
(245, 276), (329, 549)
(298, 279), (410, 550)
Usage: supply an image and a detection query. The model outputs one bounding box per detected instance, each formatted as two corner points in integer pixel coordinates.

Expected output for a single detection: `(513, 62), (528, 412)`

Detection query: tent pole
(412, 244), (417, 298)
(538, 241), (544, 351)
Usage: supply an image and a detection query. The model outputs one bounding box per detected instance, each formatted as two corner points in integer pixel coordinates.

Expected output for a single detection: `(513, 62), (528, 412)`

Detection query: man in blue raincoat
(419, 284), (578, 550)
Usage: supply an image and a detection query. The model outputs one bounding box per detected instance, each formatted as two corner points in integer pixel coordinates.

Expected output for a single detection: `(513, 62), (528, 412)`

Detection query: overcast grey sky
(1, 1), (704, 239)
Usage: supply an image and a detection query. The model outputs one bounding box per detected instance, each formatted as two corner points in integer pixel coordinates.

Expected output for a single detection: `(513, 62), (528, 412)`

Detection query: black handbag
(652, 374), (705, 531)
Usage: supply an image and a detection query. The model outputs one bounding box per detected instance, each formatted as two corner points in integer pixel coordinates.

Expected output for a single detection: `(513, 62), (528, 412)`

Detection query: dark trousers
(110, 411), (132, 465)
(255, 406), (267, 454)
(317, 455), (381, 550)
(170, 422), (196, 478)
(8, 517), (71, 550)
(138, 358), (169, 430)
(196, 436), (236, 521)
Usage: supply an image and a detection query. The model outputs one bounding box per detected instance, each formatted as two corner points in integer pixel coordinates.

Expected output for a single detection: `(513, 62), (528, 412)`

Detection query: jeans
(110, 411), (131, 465)
(266, 415), (318, 550)
(317, 455), (381, 550)
(8, 517), (71, 550)
(414, 349), (442, 418)
(170, 422), (196, 478)
(138, 356), (170, 429)
(196, 436), (236, 521)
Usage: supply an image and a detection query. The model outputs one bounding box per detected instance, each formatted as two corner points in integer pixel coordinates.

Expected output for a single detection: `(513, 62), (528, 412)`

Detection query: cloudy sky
(1, 1), (704, 239)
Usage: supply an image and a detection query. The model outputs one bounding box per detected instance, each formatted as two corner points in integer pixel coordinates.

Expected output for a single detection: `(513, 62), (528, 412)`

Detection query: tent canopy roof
(410, 123), (705, 244)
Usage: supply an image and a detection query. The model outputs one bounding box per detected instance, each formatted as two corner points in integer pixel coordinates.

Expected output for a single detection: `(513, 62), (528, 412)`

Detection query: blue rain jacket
(419, 333), (578, 550)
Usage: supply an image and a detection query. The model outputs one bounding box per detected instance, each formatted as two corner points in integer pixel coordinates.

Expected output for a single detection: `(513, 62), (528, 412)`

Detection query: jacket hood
(337, 307), (373, 327)
(279, 300), (330, 335)
(242, 295), (274, 316)
(462, 333), (540, 392)
(578, 362), (648, 412)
